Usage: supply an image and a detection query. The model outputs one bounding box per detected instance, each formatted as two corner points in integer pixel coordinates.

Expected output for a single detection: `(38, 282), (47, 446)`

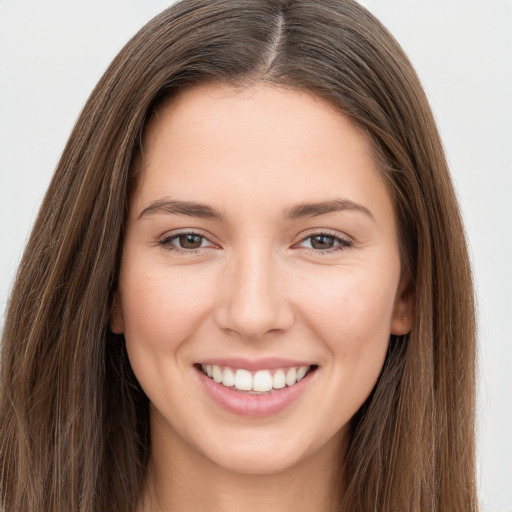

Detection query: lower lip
(195, 367), (316, 418)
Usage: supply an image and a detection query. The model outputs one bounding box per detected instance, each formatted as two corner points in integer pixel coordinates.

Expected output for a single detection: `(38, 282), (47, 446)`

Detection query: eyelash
(158, 230), (352, 256)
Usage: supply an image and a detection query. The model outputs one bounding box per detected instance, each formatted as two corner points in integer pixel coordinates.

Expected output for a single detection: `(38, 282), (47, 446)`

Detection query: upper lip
(196, 357), (316, 371)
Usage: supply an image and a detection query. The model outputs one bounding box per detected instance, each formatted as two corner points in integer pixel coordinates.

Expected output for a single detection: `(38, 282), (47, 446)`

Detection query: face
(112, 82), (413, 476)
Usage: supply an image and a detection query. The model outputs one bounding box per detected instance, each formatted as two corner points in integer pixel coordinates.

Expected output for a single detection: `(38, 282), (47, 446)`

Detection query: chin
(204, 443), (307, 476)
(193, 422), (345, 477)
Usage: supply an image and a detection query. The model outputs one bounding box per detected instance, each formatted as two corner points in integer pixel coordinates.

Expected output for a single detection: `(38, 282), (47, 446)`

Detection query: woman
(0, 1), (478, 511)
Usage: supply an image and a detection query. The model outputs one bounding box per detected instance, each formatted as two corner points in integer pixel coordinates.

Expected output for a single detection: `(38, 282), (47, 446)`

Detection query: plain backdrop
(0, 1), (511, 511)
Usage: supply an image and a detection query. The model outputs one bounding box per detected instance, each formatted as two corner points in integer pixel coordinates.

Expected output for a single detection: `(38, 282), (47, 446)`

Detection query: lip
(195, 363), (318, 418)
(196, 357), (314, 371)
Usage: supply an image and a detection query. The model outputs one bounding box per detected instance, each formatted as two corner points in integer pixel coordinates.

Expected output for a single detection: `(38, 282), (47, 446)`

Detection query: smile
(195, 362), (318, 417)
(200, 364), (315, 393)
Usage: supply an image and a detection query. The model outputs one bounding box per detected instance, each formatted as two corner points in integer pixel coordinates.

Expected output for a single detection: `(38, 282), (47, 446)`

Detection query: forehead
(130, 82), (393, 225)
(142, 81), (372, 157)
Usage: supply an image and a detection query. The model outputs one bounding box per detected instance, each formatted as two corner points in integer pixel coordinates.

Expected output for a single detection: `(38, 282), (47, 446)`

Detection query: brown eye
(177, 234), (203, 249)
(297, 232), (352, 254)
(310, 234), (336, 250)
(159, 232), (214, 253)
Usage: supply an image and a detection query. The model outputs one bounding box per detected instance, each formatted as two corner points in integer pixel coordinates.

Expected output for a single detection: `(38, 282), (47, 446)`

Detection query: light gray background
(0, 1), (511, 510)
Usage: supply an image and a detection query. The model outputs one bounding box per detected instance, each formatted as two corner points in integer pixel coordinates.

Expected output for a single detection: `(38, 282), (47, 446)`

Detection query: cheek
(301, 274), (397, 418)
(296, 265), (398, 360)
(119, 266), (215, 372)
(122, 264), (213, 332)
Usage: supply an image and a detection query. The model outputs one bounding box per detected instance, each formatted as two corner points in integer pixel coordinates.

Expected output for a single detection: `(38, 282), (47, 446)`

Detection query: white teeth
(285, 367), (297, 386)
(296, 366), (308, 381)
(234, 369), (252, 391)
(252, 370), (273, 392)
(201, 364), (313, 392)
(212, 365), (223, 383)
(222, 367), (235, 387)
(272, 369), (286, 389)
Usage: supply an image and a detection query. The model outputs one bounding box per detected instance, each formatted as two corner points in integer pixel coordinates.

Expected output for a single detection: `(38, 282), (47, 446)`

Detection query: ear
(390, 271), (414, 335)
(109, 290), (125, 334)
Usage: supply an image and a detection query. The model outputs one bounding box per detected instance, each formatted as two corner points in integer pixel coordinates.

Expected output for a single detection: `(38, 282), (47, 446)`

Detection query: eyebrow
(282, 198), (374, 221)
(138, 199), (225, 220)
(138, 198), (374, 221)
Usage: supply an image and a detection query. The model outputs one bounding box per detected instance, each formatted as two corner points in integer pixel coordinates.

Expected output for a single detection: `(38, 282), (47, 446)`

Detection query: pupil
(180, 234), (202, 249)
(311, 235), (334, 249)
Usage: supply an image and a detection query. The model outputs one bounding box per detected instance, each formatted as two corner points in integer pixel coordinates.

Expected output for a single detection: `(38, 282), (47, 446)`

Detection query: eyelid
(158, 229), (219, 253)
(296, 228), (352, 242)
(294, 229), (353, 254)
(157, 228), (353, 255)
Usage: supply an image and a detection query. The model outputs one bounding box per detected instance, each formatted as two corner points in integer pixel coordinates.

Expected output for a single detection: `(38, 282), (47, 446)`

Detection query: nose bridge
(216, 240), (292, 340)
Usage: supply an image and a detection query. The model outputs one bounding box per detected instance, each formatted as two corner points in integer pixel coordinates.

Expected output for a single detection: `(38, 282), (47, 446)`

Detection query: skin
(111, 82), (413, 512)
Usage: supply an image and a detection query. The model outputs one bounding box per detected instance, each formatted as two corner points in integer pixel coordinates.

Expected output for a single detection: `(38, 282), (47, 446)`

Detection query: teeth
(200, 364), (312, 392)
(252, 370), (273, 392)
(296, 366), (308, 381)
(285, 367), (297, 386)
(272, 369), (286, 389)
(222, 367), (235, 387)
(234, 369), (252, 391)
(212, 365), (223, 383)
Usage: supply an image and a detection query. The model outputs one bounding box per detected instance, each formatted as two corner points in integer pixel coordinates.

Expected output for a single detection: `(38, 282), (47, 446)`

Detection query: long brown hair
(0, 1), (477, 510)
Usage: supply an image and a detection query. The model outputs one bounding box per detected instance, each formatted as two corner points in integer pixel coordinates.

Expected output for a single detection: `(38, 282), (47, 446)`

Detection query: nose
(214, 243), (294, 341)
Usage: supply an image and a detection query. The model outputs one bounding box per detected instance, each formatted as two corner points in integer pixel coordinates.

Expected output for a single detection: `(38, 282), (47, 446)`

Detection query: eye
(297, 232), (352, 254)
(158, 232), (216, 253)
(158, 230), (351, 255)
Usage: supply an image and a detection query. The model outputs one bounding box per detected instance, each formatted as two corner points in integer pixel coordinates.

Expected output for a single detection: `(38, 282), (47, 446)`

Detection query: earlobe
(109, 291), (125, 334)
(390, 272), (414, 335)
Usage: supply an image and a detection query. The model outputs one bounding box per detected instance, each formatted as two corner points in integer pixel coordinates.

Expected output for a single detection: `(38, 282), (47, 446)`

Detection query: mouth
(195, 363), (319, 394)
(194, 360), (319, 417)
